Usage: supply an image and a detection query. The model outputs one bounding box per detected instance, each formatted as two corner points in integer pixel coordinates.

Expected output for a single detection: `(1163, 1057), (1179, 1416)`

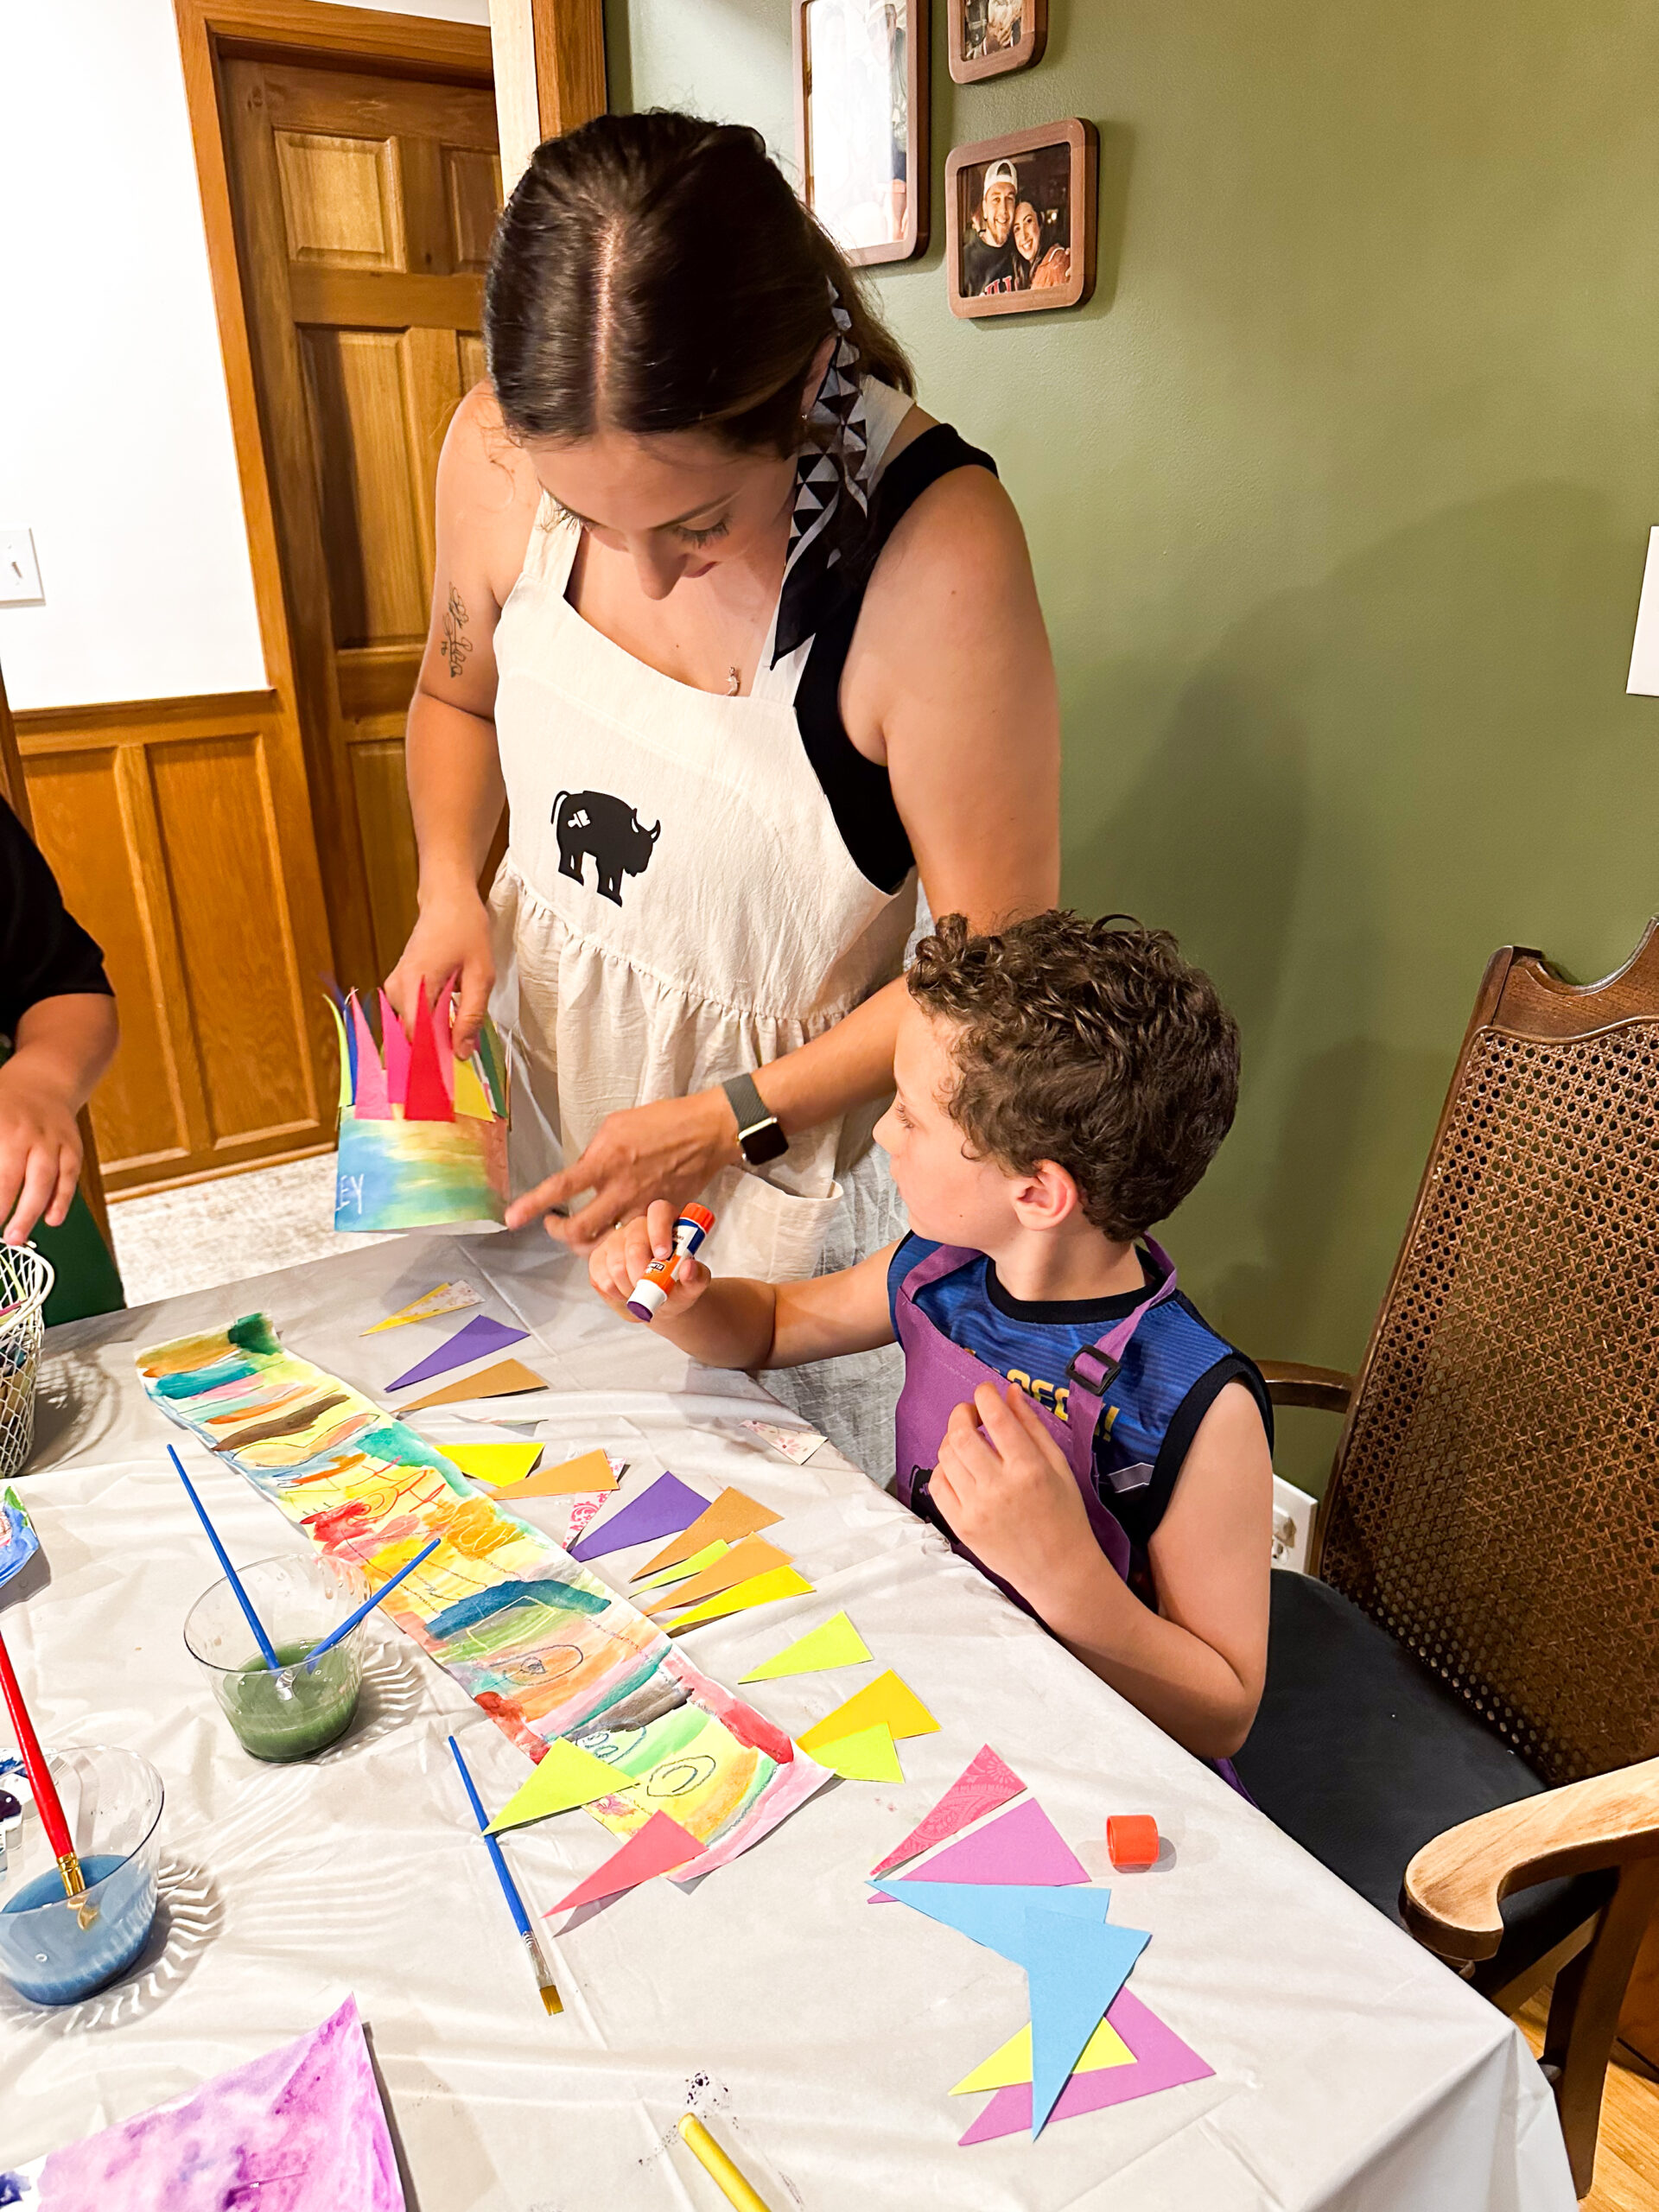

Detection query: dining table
(0, 1224), (1576, 2209)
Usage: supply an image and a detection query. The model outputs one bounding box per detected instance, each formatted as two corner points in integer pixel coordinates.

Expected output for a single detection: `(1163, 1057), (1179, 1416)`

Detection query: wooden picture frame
(793, 0), (929, 268)
(945, 119), (1096, 320)
(948, 0), (1046, 84)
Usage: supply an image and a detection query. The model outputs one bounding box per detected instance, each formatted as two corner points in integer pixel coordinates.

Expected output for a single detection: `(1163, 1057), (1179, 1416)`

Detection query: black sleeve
(1109, 1354), (1275, 1554)
(0, 798), (113, 1042)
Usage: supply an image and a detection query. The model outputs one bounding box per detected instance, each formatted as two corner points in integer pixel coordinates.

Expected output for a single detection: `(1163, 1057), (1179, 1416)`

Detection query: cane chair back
(1318, 925), (1659, 1789)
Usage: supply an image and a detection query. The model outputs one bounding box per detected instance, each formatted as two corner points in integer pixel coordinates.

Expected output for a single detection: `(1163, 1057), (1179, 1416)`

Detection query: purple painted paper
(957, 1988), (1214, 2146)
(385, 1313), (529, 1392)
(34, 1996), (404, 2209)
(894, 1796), (1089, 1891)
(568, 1472), (708, 1561)
(870, 1744), (1026, 1880)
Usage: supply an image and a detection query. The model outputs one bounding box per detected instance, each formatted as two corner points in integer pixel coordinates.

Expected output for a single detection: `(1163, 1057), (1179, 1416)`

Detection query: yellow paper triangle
(804, 1721), (902, 1783)
(444, 1442), (543, 1486)
(485, 1738), (627, 1832)
(740, 1610), (873, 1682)
(949, 2012), (1135, 2094)
(632, 1538), (731, 1592)
(796, 1669), (938, 1758)
(664, 1565), (813, 1630)
(363, 1282), (480, 1334)
(644, 1535), (791, 1616)
(453, 1057), (494, 1121)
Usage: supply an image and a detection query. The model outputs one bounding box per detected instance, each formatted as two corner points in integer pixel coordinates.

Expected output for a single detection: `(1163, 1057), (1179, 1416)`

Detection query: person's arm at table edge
(1, 992), (119, 1243)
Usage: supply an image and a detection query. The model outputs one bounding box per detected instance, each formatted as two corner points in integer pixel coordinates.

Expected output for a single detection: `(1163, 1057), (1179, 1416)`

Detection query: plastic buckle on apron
(1065, 1344), (1122, 1396)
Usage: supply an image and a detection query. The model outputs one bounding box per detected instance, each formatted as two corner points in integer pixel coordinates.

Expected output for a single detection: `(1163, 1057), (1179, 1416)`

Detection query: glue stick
(626, 1204), (715, 1321)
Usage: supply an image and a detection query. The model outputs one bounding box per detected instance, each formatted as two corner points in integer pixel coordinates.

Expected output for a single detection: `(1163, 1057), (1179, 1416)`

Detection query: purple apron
(893, 1236), (1179, 1613)
(891, 1236), (1250, 1795)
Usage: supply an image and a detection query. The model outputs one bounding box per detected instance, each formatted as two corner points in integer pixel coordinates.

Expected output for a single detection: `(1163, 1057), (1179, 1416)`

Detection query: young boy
(588, 912), (1273, 1762)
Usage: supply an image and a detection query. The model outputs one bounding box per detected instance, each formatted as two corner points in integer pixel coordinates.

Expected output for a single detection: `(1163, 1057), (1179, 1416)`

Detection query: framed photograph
(948, 0), (1046, 84)
(945, 120), (1097, 320)
(794, 0), (930, 267)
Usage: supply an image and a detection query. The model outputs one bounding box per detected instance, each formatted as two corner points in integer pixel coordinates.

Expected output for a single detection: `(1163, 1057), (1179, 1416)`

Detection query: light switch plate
(1271, 1473), (1317, 1573)
(0, 529), (43, 607)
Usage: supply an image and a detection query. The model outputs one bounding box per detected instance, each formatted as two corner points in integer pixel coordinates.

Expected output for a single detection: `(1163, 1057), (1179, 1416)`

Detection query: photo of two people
(959, 144), (1071, 298)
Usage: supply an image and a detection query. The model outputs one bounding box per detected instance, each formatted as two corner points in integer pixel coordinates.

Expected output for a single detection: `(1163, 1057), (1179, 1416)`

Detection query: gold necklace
(727, 665), (741, 696)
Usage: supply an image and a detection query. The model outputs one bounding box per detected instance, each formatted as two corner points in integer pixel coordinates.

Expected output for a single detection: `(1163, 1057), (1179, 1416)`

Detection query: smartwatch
(722, 1071), (789, 1166)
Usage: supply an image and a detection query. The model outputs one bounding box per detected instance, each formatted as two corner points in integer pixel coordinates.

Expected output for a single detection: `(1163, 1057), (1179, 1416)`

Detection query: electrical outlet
(1271, 1473), (1317, 1573)
(0, 529), (43, 607)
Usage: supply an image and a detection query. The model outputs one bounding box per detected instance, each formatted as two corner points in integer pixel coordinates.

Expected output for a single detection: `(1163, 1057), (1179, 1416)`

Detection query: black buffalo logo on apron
(550, 789), (661, 906)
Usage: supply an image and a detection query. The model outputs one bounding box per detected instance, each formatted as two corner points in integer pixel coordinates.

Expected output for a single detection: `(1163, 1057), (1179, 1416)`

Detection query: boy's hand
(587, 1198), (710, 1325)
(931, 1381), (1095, 1601)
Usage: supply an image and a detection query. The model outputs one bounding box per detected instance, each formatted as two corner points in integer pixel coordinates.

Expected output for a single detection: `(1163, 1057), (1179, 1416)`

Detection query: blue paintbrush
(448, 1733), (563, 2016)
(305, 1536), (442, 1667)
(168, 1444), (281, 1670)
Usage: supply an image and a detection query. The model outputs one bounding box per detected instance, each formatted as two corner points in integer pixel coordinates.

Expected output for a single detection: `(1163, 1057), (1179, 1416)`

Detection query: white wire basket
(0, 1244), (54, 1480)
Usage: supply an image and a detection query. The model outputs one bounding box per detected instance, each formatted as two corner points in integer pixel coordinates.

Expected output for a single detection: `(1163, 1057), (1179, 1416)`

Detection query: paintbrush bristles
(521, 1929), (563, 2014)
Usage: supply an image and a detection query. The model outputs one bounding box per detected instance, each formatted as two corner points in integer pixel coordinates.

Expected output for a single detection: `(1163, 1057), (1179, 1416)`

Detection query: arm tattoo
(440, 584), (474, 679)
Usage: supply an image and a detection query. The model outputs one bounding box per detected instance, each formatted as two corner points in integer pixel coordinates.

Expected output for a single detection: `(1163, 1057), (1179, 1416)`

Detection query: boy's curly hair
(906, 912), (1239, 1242)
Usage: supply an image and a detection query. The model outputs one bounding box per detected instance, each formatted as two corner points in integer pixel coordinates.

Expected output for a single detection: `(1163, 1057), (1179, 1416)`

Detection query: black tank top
(795, 424), (999, 893)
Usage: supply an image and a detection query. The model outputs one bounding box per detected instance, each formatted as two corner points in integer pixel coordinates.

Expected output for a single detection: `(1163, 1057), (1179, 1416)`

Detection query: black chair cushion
(1234, 1571), (1613, 1993)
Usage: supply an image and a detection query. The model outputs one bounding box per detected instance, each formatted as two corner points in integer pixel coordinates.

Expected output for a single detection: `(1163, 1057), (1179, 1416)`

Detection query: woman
(388, 113), (1058, 1474)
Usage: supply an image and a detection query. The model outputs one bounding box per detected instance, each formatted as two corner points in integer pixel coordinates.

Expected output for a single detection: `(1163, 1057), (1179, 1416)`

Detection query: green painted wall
(607, 1), (1659, 1491)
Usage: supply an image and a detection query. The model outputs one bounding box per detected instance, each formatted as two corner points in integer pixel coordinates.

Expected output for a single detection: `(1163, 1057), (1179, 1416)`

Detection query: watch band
(722, 1071), (789, 1166)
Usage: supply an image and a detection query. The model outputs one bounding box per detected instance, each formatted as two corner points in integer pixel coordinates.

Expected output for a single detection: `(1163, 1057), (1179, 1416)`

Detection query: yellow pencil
(677, 2113), (773, 2212)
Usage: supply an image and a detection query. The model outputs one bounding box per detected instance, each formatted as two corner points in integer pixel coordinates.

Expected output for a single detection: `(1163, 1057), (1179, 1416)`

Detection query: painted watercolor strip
(137, 1316), (831, 1867)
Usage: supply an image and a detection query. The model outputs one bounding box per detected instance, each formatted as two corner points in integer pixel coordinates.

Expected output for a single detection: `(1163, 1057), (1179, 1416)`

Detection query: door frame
(174, 0), (497, 991)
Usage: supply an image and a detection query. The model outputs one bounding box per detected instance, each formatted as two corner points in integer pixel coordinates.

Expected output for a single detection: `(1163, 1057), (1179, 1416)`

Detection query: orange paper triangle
(398, 1357), (545, 1410)
(509, 1448), (618, 1500)
(642, 1534), (791, 1615)
(635, 1486), (782, 1579)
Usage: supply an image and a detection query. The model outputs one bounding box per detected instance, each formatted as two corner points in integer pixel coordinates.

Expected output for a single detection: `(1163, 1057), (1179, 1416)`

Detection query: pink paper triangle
(870, 1745), (1027, 1881)
(957, 1989), (1214, 2144)
(895, 1796), (1088, 1890)
(547, 1810), (705, 1913)
(348, 994), (391, 1118)
(378, 988), (410, 1105)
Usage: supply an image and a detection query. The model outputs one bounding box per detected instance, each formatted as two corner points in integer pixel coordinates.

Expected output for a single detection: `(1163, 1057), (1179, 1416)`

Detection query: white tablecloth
(3, 1228), (1574, 2210)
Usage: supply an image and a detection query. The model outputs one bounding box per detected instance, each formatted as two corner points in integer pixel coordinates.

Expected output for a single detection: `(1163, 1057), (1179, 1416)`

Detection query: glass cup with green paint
(184, 1554), (366, 1761)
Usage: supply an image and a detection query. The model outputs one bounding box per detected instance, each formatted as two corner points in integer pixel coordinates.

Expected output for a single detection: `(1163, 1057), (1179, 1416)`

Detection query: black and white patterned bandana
(772, 284), (874, 664)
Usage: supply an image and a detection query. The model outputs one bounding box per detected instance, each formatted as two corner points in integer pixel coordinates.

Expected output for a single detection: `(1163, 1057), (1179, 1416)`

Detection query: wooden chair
(1235, 926), (1659, 2199)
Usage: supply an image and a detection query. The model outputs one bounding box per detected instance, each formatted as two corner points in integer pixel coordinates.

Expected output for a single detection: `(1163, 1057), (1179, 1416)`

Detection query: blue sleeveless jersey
(887, 1236), (1271, 1554)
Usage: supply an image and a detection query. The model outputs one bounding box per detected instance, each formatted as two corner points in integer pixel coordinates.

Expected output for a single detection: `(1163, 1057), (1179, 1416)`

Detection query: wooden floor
(1516, 1998), (1659, 2209)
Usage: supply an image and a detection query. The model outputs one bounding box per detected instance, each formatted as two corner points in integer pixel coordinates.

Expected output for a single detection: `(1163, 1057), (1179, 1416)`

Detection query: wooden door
(220, 54), (501, 994)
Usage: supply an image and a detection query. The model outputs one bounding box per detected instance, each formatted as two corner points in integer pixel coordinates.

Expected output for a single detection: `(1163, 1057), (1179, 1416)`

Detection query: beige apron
(488, 383), (918, 1468)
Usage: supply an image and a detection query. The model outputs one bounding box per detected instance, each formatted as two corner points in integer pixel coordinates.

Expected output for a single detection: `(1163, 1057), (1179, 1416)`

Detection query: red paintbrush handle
(0, 1622), (73, 1864)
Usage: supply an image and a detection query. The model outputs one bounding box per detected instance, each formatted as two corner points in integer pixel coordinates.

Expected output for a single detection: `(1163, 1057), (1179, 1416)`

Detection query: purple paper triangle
(899, 1796), (1089, 1890)
(567, 1473), (708, 1561)
(957, 1989), (1214, 2145)
(385, 1313), (530, 1392)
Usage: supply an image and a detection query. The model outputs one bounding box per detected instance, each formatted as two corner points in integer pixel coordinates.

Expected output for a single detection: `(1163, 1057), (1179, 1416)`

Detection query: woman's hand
(588, 1200), (711, 1324)
(507, 1090), (741, 1249)
(385, 883), (495, 1060)
(930, 1380), (1095, 1605)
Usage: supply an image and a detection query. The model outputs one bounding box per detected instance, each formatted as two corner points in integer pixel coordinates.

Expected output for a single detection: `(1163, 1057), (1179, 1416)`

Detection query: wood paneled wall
(18, 691), (338, 1194)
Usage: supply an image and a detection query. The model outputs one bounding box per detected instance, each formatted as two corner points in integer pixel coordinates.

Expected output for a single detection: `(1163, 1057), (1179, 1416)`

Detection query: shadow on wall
(1062, 478), (1646, 1465)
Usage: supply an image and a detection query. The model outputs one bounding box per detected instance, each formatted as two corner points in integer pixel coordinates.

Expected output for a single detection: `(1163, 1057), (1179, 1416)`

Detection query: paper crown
(326, 981), (510, 1233)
